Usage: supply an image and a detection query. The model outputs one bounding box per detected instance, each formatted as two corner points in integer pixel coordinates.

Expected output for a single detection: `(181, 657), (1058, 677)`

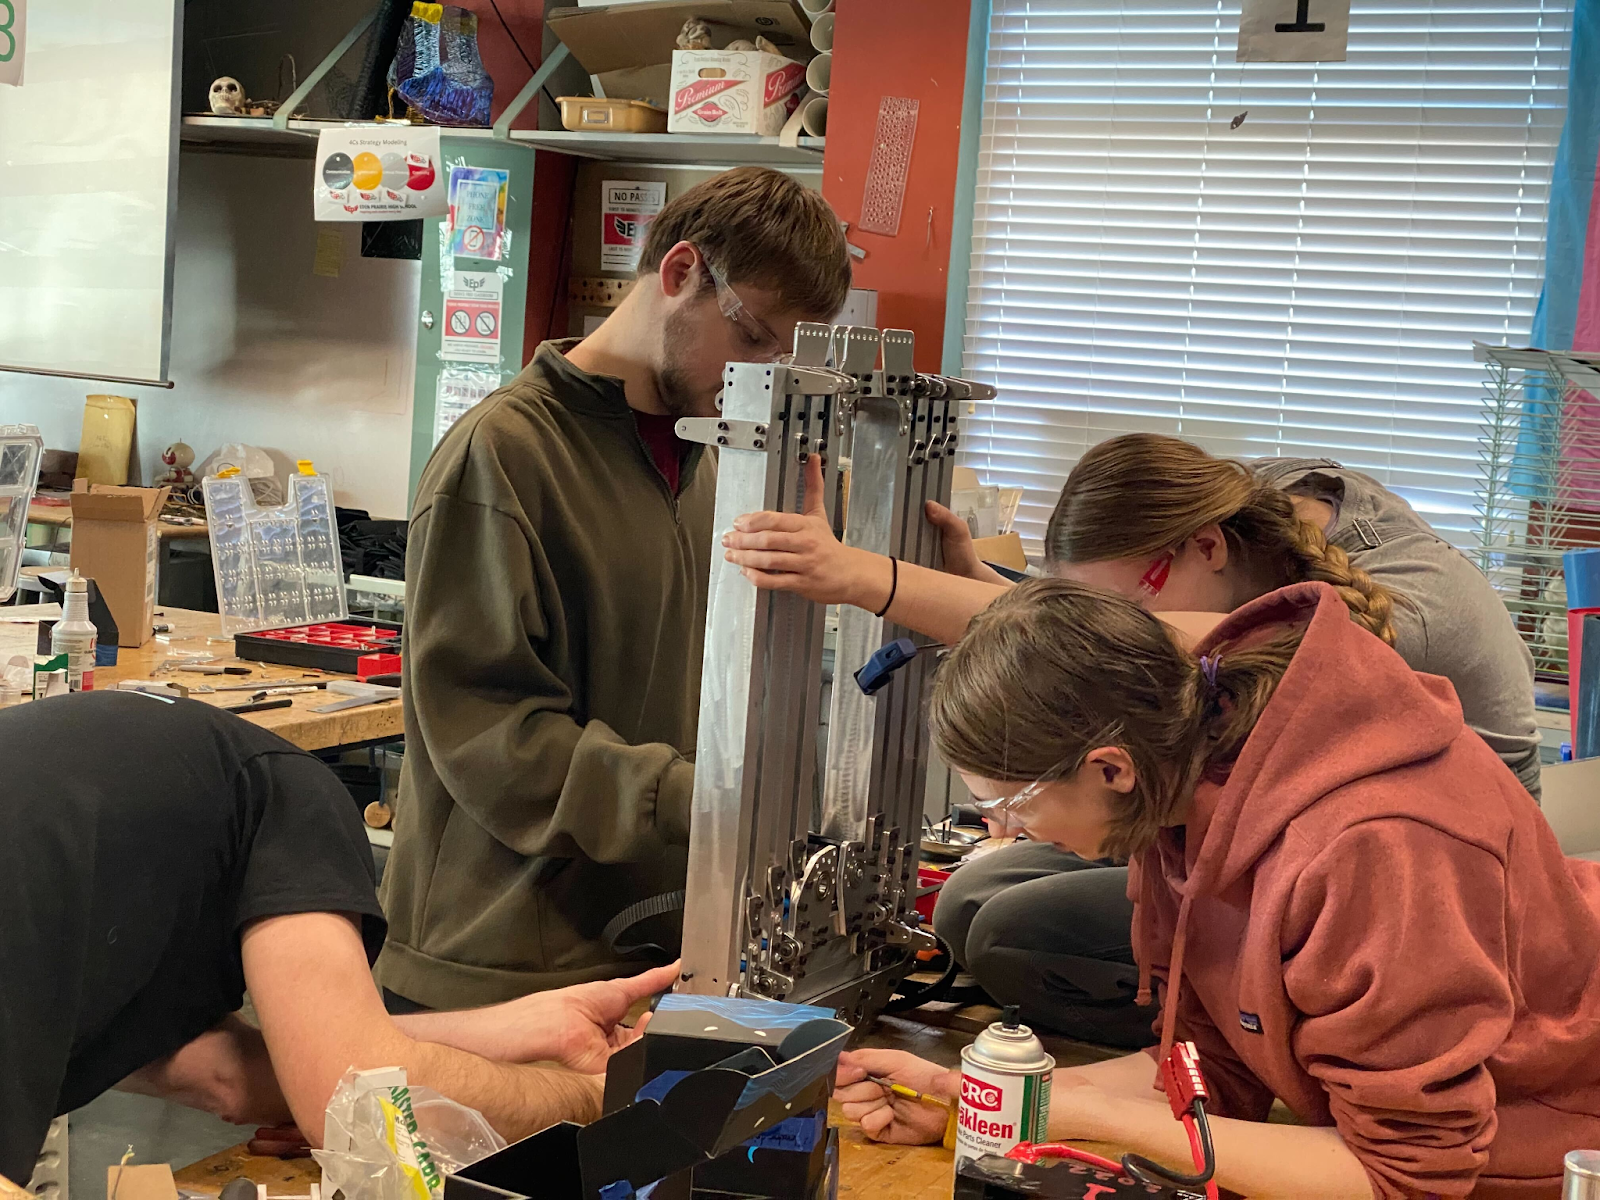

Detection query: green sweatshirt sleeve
(404, 494), (695, 863)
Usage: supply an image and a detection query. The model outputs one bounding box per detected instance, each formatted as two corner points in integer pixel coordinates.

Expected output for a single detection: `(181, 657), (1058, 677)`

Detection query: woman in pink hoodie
(837, 578), (1600, 1199)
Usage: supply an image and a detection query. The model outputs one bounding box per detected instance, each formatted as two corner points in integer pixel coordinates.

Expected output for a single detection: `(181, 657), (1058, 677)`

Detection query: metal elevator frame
(674, 323), (996, 1027)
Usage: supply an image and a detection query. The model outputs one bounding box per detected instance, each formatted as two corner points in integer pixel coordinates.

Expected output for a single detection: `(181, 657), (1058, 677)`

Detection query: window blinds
(959, 0), (1573, 550)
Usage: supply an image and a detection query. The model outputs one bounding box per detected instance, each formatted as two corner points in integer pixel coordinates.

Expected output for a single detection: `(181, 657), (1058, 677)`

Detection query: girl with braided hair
(722, 433), (1539, 1046)
(832, 578), (1600, 1199)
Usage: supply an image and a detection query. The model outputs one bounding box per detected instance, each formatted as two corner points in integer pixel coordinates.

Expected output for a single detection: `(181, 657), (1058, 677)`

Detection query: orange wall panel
(822, 0), (976, 373)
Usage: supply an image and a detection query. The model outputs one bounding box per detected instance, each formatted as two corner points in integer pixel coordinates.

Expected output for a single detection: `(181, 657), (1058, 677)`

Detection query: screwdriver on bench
(865, 1075), (958, 1150)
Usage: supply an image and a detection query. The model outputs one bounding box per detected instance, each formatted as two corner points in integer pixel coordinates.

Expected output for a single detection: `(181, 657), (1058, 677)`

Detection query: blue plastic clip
(855, 638), (919, 696)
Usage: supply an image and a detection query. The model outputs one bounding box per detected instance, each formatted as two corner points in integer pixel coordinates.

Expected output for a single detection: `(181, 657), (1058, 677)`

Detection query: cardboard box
(448, 995), (850, 1200)
(972, 532), (1027, 572)
(69, 481), (169, 648)
(548, 1), (813, 76)
(670, 49), (806, 135)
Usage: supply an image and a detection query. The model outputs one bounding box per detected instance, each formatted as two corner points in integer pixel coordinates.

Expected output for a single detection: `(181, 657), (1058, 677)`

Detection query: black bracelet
(874, 556), (899, 618)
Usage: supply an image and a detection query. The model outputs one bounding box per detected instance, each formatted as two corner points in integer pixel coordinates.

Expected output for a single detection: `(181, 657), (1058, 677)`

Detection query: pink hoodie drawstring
(1158, 890), (1196, 1066)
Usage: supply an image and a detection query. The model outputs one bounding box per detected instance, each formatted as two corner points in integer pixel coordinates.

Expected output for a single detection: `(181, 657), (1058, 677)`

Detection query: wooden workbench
(98, 607), (404, 753)
(27, 500), (211, 540)
(171, 1111), (961, 1200)
(171, 1015), (1132, 1200)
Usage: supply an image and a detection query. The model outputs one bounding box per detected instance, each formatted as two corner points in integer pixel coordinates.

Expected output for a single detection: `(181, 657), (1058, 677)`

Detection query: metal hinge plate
(675, 417), (771, 451)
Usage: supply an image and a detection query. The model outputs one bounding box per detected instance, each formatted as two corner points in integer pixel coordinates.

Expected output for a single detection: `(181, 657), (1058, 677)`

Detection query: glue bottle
(52, 572), (98, 692)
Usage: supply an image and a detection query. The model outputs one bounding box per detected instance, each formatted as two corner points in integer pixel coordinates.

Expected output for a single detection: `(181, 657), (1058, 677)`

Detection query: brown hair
(1045, 434), (1399, 644)
(636, 167), (851, 321)
(929, 578), (1301, 859)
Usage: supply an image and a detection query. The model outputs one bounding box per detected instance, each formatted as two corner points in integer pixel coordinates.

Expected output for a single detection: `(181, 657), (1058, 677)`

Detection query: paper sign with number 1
(0, 0), (26, 88)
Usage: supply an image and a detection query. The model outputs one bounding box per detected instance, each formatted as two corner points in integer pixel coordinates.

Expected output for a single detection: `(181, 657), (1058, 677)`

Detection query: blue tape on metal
(744, 1111), (825, 1154)
(635, 1069), (692, 1104)
(599, 1181), (634, 1200)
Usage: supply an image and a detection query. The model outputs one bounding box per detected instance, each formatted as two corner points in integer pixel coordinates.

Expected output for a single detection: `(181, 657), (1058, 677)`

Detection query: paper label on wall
(0, 0), (26, 87)
(1237, 0), (1350, 62)
(434, 365), (502, 445)
(441, 271), (503, 364)
(448, 166), (510, 260)
(313, 126), (445, 222)
(600, 181), (666, 272)
(313, 226), (345, 277)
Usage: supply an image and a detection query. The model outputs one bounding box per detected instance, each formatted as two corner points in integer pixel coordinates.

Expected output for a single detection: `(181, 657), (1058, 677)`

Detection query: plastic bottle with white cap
(51, 571), (98, 692)
(1567, 1150), (1600, 1199)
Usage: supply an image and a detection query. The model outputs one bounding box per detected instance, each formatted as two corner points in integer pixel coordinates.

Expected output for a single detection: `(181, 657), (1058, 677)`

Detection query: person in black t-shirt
(0, 692), (676, 1186)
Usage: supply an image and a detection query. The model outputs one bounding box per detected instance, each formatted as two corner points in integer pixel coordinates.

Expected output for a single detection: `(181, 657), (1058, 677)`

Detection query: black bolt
(718, 421), (729, 431)
(717, 435), (728, 445)
(754, 439), (765, 449)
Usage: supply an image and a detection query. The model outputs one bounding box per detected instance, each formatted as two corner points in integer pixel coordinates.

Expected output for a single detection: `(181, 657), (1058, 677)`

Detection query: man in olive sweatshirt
(377, 168), (852, 1011)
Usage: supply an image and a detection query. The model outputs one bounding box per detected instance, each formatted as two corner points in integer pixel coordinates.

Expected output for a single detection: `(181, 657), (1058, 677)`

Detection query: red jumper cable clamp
(1007, 1040), (1219, 1200)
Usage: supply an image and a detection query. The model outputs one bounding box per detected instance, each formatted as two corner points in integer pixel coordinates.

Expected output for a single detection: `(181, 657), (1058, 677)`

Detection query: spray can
(1566, 1150), (1600, 1199)
(955, 1006), (1054, 1165)
(52, 571), (98, 692)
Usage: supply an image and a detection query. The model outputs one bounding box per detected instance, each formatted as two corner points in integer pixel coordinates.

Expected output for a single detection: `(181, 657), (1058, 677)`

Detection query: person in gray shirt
(721, 432), (1540, 1046)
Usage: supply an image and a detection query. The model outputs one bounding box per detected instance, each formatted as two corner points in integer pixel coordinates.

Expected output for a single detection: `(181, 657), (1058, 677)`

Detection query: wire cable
(486, 0), (560, 110)
(1183, 1112), (1220, 1200)
(1006, 1143), (1123, 1174)
(1121, 1100), (1217, 1192)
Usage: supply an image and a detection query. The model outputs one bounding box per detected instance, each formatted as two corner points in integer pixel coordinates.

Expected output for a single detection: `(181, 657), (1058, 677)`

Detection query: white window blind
(960, 0), (1573, 551)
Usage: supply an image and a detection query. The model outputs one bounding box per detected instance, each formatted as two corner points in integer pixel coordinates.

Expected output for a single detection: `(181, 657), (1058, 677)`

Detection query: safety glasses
(970, 755), (1079, 822)
(696, 246), (791, 364)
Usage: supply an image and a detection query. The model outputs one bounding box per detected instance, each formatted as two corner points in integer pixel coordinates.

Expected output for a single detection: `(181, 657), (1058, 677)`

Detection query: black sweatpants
(932, 841), (1156, 1049)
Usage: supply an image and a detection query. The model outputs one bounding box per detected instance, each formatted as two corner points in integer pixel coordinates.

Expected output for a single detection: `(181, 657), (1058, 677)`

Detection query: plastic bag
(312, 1070), (506, 1200)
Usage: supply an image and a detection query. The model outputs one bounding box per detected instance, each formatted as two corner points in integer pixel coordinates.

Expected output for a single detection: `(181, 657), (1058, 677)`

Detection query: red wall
(457, 0), (544, 129)
(450, 1), (578, 358)
(822, 0), (975, 374)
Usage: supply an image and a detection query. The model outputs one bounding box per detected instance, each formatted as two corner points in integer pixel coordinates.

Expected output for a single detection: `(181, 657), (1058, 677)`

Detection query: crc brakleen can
(956, 1006), (1054, 1165)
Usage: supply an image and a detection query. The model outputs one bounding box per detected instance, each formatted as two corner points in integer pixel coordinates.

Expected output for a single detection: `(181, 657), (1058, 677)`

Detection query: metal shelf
(180, 116), (499, 157)
(181, 118), (824, 170)
(508, 129), (825, 167)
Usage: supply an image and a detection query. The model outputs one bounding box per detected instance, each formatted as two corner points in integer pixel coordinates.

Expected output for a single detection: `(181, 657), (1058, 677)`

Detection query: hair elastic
(874, 556), (899, 618)
(1199, 654), (1221, 690)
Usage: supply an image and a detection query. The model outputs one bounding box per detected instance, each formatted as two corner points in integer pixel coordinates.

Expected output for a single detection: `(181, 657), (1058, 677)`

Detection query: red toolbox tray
(233, 617), (402, 674)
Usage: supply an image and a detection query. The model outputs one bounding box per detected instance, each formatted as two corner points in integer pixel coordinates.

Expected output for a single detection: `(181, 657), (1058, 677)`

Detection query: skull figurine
(209, 77), (244, 115)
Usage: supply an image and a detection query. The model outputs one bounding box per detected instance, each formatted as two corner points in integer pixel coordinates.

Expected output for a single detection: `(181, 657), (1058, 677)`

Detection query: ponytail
(1284, 517), (1397, 645)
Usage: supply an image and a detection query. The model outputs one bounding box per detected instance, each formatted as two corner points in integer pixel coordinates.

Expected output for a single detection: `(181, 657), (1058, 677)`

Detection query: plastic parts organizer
(0, 424), (43, 604)
(203, 470), (348, 635)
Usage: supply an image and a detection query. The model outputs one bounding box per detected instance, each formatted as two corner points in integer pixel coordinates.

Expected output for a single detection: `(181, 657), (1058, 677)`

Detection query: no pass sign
(601, 181), (666, 272)
(442, 271), (502, 364)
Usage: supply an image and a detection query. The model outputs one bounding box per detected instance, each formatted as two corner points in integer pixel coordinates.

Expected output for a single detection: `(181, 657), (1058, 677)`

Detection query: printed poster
(0, 0), (25, 87)
(1237, 0), (1350, 62)
(441, 270), (503, 364)
(434, 365), (501, 445)
(601, 181), (666, 272)
(448, 166), (510, 260)
(313, 125), (445, 221)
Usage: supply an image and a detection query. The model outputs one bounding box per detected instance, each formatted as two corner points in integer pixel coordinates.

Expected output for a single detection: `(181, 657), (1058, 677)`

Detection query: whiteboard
(0, 0), (180, 386)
